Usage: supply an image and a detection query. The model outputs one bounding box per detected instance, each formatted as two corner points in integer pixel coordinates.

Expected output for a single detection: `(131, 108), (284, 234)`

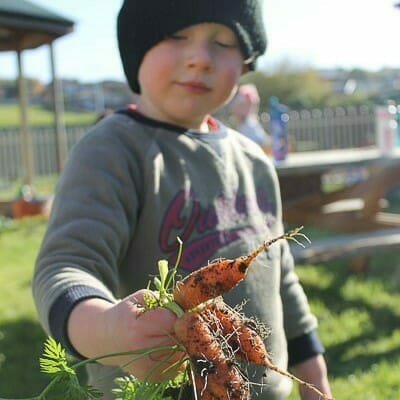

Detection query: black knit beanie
(117, 0), (267, 93)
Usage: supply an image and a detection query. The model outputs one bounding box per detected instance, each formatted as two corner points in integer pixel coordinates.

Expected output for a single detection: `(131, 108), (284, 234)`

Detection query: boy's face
(137, 23), (246, 131)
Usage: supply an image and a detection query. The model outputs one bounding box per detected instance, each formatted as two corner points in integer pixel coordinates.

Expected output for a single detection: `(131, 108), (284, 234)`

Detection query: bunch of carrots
(142, 227), (334, 400)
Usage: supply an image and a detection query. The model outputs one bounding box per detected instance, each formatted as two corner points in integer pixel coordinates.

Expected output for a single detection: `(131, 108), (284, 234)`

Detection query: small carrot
(198, 389), (213, 400)
(191, 370), (211, 399)
(200, 301), (270, 365)
(203, 357), (249, 400)
(201, 301), (334, 400)
(173, 227), (306, 311)
(174, 312), (249, 400)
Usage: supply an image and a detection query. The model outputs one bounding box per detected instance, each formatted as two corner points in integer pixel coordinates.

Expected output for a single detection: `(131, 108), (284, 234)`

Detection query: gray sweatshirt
(33, 109), (321, 400)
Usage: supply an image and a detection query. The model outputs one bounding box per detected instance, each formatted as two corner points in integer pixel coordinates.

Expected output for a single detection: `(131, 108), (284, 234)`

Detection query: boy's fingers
(126, 289), (157, 307)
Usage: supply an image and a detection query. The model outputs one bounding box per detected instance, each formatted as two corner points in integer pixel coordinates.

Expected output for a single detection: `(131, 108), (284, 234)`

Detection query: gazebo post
(17, 50), (33, 186)
(49, 42), (67, 173)
(0, 0), (74, 189)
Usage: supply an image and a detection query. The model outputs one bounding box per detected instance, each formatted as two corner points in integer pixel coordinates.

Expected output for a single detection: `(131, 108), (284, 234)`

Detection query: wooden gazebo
(0, 0), (74, 184)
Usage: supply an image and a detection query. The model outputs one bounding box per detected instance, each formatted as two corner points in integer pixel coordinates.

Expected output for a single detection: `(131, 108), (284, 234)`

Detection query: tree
(240, 62), (333, 110)
(239, 62), (372, 111)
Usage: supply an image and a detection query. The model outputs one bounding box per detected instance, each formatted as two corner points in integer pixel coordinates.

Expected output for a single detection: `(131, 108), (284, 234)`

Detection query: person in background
(269, 95), (289, 162)
(229, 83), (271, 151)
(32, 0), (332, 399)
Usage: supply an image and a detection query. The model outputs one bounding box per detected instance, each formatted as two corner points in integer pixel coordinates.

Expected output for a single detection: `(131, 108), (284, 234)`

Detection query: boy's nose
(185, 43), (213, 70)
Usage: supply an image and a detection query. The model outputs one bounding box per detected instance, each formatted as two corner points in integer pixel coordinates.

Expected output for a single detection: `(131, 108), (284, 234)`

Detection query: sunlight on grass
(0, 104), (96, 127)
(341, 278), (400, 313)
(292, 257), (400, 400)
(0, 217), (51, 397)
(344, 329), (400, 360)
(0, 175), (58, 201)
(330, 360), (400, 399)
(1, 220), (400, 399)
(316, 307), (372, 348)
(294, 263), (334, 288)
(0, 217), (46, 319)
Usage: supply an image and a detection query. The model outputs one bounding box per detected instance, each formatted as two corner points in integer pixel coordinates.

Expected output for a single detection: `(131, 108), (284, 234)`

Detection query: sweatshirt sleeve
(279, 238), (324, 364)
(280, 239), (318, 338)
(32, 120), (142, 338)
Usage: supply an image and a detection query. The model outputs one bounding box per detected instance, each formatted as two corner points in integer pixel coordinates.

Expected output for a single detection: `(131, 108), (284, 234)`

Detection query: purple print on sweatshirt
(159, 188), (276, 271)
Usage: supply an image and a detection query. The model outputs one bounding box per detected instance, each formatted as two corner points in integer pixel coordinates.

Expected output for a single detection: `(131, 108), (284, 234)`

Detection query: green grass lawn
(0, 218), (400, 399)
(0, 217), (50, 397)
(0, 175), (58, 201)
(0, 103), (97, 127)
(288, 256), (400, 399)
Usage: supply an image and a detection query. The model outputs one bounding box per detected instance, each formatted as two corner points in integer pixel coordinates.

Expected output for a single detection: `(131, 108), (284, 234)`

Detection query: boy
(33, 1), (332, 399)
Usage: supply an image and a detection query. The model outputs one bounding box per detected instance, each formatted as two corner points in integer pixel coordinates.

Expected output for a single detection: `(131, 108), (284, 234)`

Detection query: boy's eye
(215, 40), (238, 49)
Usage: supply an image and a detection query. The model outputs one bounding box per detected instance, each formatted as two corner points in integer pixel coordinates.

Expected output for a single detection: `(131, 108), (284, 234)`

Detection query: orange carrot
(200, 301), (270, 365)
(192, 371), (213, 400)
(173, 227), (304, 311)
(174, 312), (249, 400)
(204, 357), (249, 400)
(201, 301), (333, 400)
(198, 389), (213, 400)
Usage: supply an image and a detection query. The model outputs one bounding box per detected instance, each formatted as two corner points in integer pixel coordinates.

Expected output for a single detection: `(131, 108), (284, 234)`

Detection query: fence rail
(261, 105), (377, 152)
(0, 105), (380, 184)
(0, 125), (88, 183)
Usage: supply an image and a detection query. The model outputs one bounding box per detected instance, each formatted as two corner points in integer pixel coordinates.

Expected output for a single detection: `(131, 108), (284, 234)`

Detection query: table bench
(275, 148), (400, 233)
(291, 227), (400, 264)
(274, 148), (400, 267)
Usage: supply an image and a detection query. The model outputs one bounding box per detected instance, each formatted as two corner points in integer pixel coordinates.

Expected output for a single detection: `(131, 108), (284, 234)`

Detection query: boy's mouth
(176, 80), (211, 94)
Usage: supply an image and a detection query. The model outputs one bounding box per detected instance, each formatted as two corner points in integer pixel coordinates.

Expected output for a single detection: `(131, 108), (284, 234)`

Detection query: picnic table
(274, 148), (400, 264)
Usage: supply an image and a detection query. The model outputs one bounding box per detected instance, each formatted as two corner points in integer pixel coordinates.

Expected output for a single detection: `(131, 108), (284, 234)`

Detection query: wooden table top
(275, 147), (400, 176)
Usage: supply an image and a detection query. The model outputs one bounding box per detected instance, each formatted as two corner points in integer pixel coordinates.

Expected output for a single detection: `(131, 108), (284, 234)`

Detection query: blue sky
(1, 0), (400, 83)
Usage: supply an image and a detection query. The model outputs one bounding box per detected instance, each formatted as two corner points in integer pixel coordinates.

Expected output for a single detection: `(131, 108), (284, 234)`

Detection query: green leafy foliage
(240, 64), (372, 110)
(1, 335), (186, 400)
(40, 337), (74, 376)
(1, 245), (190, 400)
(112, 371), (188, 400)
(0, 226), (188, 399)
(241, 67), (334, 110)
(36, 337), (102, 400)
(31, 334), (187, 400)
(144, 238), (185, 317)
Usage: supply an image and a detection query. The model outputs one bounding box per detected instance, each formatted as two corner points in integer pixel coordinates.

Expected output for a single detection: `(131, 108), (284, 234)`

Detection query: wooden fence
(0, 105), (379, 184)
(0, 125), (87, 182)
(261, 105), (376, 151)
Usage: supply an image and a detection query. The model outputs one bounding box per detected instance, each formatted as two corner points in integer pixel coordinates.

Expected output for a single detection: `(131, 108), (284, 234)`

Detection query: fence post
(375, 104), (398, 156)
(17, 50), (34, 185)
(49, 43), (67, 174)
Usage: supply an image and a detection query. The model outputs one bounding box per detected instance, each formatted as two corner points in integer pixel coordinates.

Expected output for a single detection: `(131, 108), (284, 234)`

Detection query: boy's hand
(292, 354), (333, 400)
(67, 289), (184, 381)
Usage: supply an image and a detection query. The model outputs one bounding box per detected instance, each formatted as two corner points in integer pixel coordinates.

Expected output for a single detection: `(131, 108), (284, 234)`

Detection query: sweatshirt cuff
(287, 330), (325, 367)
(48, 284), (115, 359)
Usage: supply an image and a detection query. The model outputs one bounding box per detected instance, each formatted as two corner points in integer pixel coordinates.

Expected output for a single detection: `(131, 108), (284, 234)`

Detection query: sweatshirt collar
(116, 104), (221, 134)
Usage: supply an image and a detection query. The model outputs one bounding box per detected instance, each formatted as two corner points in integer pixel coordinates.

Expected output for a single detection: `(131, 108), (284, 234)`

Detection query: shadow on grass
(0, 318), (86, 398)
(0, 318), (49, 398)
(299, 253), (400, 379)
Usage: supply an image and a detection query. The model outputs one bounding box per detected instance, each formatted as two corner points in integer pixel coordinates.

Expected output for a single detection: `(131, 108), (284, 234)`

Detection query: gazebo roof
(0, 0), (74, 51)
